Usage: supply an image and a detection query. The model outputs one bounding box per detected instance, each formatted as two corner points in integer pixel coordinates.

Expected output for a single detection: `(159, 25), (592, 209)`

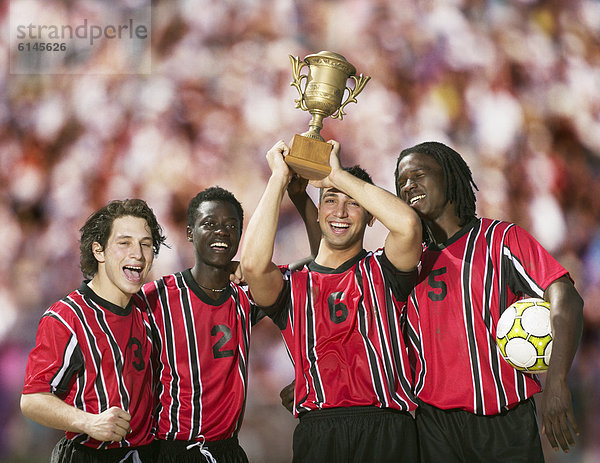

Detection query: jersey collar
(307, 249), (368, 274)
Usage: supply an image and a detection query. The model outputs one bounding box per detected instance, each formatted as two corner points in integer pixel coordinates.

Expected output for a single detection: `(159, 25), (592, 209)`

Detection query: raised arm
(287, 175), (321, 258)
(311, 141), (422, 271)
(241, 140), (293, 308)
(541, 275), (584, 453)
(20, 392), (131, 442)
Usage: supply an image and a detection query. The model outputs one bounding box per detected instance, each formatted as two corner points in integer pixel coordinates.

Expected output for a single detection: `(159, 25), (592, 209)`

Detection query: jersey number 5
(427, 267), (447, 301)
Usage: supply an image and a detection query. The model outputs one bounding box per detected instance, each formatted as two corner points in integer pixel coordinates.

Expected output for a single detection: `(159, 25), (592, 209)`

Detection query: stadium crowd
(1, 0), (599, 461)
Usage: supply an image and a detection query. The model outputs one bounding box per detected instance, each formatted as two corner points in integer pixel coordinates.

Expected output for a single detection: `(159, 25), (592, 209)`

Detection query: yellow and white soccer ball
(496, 298), (553, 373)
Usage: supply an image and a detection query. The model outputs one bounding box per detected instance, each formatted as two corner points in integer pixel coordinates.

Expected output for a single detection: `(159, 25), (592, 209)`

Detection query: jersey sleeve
(254, 279), (291, 330)
(502, 225), (571, 297)
(377, 249), (418, 303)
(22, 312), (84, 398)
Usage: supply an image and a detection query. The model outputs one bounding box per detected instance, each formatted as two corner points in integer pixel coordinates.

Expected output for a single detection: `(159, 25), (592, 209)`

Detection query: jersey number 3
(127, 337), (145, 371)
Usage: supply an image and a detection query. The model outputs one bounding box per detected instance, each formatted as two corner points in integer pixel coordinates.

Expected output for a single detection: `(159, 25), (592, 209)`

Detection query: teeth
(410, 194), (425, 205)
(211, 242), (228, 248)
(331, 222), (350, 229)
(124, 266), (142, 273)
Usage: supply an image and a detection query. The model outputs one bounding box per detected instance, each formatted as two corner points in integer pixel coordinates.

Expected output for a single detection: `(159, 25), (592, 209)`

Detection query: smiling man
(21, 199), (166, 463)
(140, 186), (263, 463)
(241, 140), (422, 462)
(394, 141), (584, 462)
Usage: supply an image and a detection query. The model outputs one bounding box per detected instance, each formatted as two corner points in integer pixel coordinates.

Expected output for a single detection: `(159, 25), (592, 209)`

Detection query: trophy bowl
(286, 51), (370, 179)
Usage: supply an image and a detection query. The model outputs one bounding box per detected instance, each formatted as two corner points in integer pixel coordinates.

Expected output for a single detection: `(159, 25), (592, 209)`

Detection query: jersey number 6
(328, 292), (349, 324)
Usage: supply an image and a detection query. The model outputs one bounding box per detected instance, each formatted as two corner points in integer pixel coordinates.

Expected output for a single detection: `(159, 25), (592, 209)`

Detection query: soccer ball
(496, 298), (553, 373)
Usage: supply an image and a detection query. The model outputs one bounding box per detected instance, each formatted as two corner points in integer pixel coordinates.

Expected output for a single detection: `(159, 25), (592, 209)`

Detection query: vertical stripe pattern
(22, 283), (154, 449)
(142, 269), (257, 442)
(405, 218), (570, 414)
(277, 250), (417, 415)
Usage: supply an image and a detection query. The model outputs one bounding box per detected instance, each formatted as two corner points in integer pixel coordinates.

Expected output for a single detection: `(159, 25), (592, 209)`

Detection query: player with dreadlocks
(394, 141), (584, 462)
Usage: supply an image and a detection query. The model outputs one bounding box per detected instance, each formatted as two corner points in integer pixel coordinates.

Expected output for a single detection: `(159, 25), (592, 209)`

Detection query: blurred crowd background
(1, 0), (600, 461)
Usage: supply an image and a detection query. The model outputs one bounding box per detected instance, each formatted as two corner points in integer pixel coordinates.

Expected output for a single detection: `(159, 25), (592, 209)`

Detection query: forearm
(544, 277), (584, 380)
(540, 275), (583, 452)
(241, 173), (289, 306)
(21, 392), (89, 434)
(242, 174), (288, 273)
(329, 168), (418, 234)
(329, 168), (422, 269)
(289, 191), (320, 256)
(21, 392), (132, 442)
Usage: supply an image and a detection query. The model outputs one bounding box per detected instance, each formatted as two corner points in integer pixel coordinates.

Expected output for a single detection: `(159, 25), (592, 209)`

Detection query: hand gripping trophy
(286, 51), (370, 179)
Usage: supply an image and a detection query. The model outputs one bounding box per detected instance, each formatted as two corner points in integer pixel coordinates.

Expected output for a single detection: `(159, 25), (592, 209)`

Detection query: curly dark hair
(394, 141), (478, 227)
(187, 186), (244, 230)
(79, 199), (167, 278)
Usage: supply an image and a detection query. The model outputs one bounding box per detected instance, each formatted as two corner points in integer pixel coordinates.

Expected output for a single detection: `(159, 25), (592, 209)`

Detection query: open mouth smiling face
(409, 194), (426, 206)
(189, 200), (242, 265)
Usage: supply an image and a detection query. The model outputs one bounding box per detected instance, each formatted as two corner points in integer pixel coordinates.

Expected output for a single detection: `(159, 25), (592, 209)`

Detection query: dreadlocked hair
(394, 141), (478, 226)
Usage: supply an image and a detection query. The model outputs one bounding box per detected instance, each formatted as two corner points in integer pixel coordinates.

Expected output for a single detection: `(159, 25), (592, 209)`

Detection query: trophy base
(285, 134), (333, 180)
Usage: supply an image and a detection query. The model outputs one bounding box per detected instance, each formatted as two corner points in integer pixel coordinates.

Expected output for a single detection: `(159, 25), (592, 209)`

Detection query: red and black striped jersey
(269, 249), (418, 416)
(141, 269), (261, 442)
(22, 282), (155, 449)
(405, 218), (570, 415)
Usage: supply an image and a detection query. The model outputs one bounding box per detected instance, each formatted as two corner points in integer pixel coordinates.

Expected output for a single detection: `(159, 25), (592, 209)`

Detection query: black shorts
(50, 437), (156, 463)
(156, 436), (248, 463)
(293, 406), (418, 463)
(415, 398), (544, 463)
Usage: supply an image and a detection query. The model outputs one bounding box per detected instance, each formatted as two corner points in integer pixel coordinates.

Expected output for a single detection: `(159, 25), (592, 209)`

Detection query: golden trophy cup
(287, 51), (371, 179)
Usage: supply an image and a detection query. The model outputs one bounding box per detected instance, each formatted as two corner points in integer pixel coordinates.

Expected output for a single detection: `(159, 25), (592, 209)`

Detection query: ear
(367, 214), (376, 228)
(92, 242), (105, 263)
(186, 226), (193, 242)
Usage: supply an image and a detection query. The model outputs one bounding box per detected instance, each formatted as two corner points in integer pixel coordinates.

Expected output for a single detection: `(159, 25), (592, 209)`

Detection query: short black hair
(394, 141), (478, 226)
(187, 186), (244, 230)
(318, 165), (374, 202)
(344, 165), (373, 185)
(79, 199), (166, 278)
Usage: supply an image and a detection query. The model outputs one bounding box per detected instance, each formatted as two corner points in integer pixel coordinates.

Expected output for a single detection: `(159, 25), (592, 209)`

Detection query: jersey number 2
(212, 324), (234, 359)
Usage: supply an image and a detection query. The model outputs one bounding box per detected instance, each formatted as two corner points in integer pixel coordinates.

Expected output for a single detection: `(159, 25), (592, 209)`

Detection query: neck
(314, 241), (363, 269)
(87, 277), (131, 309)
(424, 215), (465, 245)
(191, 264), (229, 292)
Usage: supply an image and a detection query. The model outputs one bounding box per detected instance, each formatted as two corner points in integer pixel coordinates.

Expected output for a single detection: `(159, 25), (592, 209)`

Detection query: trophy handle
(331, 74), (371, 120)
(289, 55), (309, 111)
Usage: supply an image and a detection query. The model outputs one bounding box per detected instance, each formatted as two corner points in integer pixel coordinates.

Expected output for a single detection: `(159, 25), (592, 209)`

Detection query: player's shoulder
(142, 272), (183, 294)
(50, 285), (92, 313)
(230, 281), (252, 299)
(480, 217), (534, 240)
(39, 288), (90, 328)
(479, 217), (514, 230)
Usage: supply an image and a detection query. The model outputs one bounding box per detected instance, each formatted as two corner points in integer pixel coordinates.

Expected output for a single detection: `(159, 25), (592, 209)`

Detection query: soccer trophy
(286, 51), (370, 179)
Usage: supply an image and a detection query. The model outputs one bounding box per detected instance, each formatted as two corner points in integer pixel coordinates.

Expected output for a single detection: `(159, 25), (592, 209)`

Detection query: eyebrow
(199, 215), (240, 222)
(322, 190), (359, 203)
(398, 166), (428, 179)
(114, 233), (153, 241)
(322, 188), (344, 197)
